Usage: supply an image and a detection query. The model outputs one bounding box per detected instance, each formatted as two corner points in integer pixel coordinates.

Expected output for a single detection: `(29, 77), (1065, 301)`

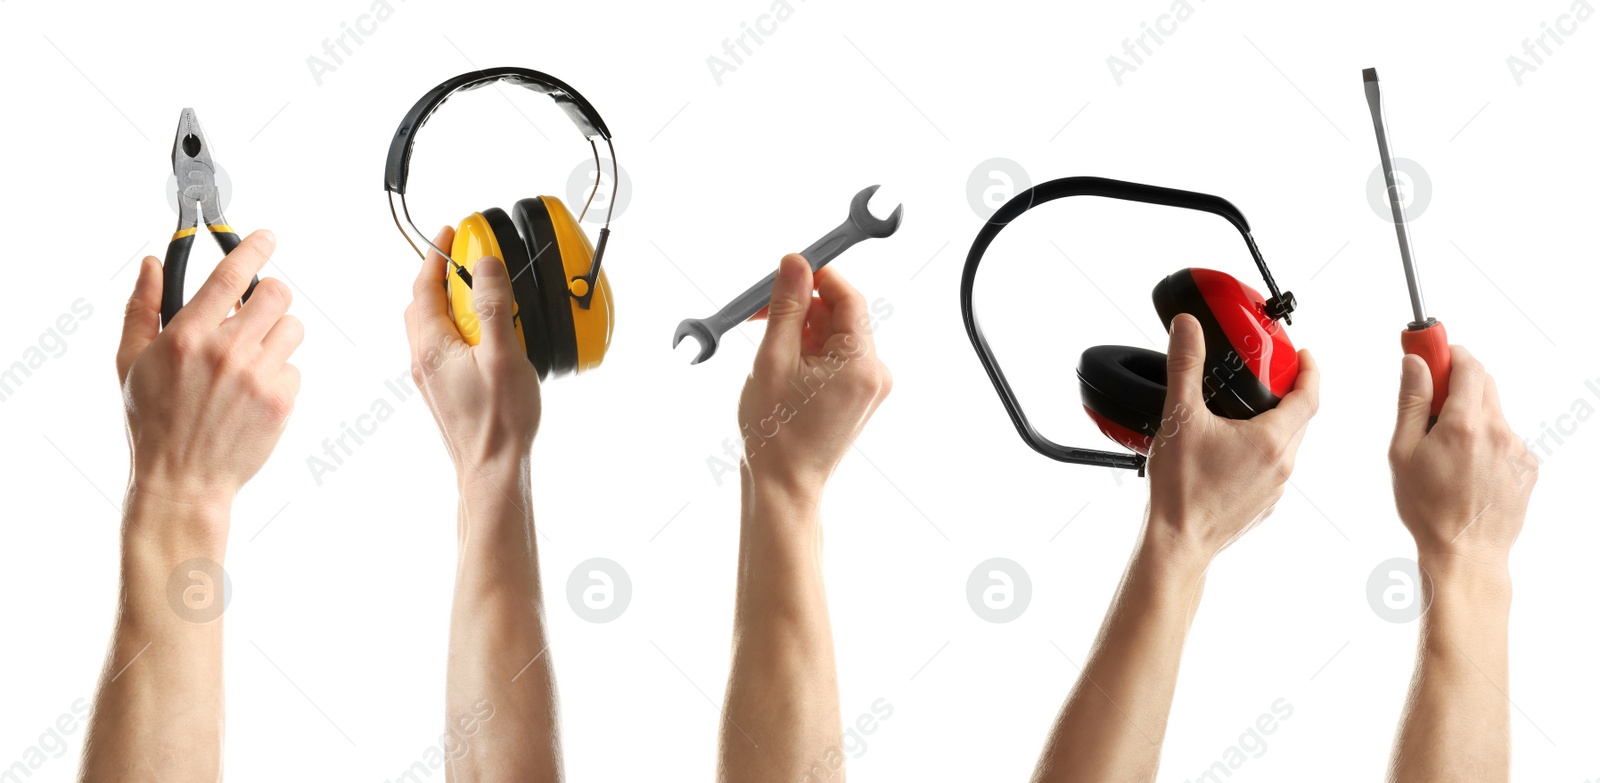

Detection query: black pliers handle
(162, 108), (258, 327)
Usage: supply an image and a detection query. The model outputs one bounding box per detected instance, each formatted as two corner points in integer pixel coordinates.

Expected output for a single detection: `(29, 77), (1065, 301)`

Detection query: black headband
(959, 176), (1295, 471)
(384, 67), (611, 195)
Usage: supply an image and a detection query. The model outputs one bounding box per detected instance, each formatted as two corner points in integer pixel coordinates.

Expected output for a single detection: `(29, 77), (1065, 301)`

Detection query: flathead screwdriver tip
(1363, 67), (1379, 83)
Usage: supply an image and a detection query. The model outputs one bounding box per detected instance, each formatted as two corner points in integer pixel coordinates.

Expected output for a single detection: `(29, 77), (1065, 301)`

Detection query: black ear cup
(482, 206), (553, 378)
(512, 197), (580, 377)
(1077, 345), (1169, 441)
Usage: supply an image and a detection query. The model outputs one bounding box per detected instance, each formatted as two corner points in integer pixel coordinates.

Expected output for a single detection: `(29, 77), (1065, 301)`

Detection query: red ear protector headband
(959, 177), (1300, 475)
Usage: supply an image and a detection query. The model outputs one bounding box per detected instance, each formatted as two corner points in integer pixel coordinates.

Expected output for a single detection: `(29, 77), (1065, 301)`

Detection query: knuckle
(768, 295), (808, 319)
(169, 328), (205, 359)
(244, 370), (274, 399)
(1274, 451), (1296, 476)
(265, 388), (295, 419)
(253, 278), (291, 310)
(844, 364), (885, 401)
(1167, 353), (1203, 375)
(474, 296), (506, 320)
(123, 294), (147, 322)
(212, 337), (252, 369)
(213, 264), (247, 295)
(1437, 415), (1476, 441)
(274, 315), (306, 352)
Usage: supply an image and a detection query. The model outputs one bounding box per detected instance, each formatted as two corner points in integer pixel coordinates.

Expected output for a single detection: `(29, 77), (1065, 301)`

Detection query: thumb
(754, 254), (812, 372)
(470, 256), (521, 362)
(117, 256), (162, 383)
(1163, 313), (1207, 417)
(1393, 353), (1433, 453)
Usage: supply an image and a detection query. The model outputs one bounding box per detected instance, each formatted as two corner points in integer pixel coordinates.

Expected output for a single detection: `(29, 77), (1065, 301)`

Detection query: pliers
(162, 107), (257, 327)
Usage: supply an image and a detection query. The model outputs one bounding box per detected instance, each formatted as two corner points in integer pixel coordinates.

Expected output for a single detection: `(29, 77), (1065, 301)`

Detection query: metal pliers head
(162, 108), (254, 327)
(172, 108), (226, 229)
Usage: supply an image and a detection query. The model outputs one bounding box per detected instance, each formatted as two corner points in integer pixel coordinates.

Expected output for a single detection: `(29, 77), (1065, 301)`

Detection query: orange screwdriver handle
(1401, 319), (1451, 418)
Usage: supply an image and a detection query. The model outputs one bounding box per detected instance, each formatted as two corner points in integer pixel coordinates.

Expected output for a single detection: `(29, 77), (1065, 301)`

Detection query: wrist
(1417, 550), (1512, 606)
(744, 469), (824, 514)
(458, 453), (530, 498)
(741, 471), (825, 549)
(123, 483), (232, 558)
(742, 457), (825, 499)
(457, 455), (533, 546)
(1139, 509), (1218, 579)
(128, 470), (237, 514)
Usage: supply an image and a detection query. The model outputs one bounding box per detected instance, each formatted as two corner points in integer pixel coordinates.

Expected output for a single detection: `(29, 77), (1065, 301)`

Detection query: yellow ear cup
(448, 212), (528, 352)
(540, 196), (614, 372)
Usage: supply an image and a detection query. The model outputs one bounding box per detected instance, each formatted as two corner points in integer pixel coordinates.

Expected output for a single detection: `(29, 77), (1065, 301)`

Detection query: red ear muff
(1077, 345), (1167, 455)
(1152, 267), (1299, 419)
(960, 177), (1300, 474)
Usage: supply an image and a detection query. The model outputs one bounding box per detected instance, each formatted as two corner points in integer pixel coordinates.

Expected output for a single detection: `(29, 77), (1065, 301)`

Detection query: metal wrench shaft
(700, 217), (870, 334)
(673, 185), (903, 364)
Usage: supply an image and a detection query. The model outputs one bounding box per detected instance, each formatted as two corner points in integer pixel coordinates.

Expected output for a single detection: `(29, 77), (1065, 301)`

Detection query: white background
(2, 0), (1597, 780)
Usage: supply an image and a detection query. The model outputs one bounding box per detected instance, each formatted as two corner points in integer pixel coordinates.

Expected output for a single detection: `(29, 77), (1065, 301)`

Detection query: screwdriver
(1363, 68), (1451, 421)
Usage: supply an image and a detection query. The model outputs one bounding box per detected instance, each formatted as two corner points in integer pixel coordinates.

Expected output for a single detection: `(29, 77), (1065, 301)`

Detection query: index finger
(1258, 348), (1321, 436)
(410, 226), (457, 341)
(1438, 345), (1486, 422)
(813, 266), (874, 353)
(169, 229), (275, 330)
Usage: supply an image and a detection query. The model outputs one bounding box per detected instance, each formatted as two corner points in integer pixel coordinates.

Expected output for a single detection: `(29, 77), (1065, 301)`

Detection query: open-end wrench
(673, 185), (903, 364)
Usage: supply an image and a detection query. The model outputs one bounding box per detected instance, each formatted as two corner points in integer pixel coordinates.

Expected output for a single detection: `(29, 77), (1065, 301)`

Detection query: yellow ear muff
(448, 212), (529, 355)
(537, 196), (614, 373)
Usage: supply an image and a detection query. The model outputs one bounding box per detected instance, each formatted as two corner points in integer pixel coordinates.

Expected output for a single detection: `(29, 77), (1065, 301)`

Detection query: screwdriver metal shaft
(1363, 68), (1428, 325)
(1363, 67), (1452, 422)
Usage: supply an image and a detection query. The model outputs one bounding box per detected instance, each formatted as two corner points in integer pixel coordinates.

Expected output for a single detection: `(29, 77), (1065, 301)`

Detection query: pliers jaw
(171, 107), (225, 230)
(161, 107), (252, 328)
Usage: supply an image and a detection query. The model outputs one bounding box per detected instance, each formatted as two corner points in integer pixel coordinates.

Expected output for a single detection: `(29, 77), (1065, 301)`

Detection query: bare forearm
(1032, 519), (1208, 783)
(1388, 554), (1512, 783)
(445, 459), (560, 782)
(718, 477), (840, 782)
(80, 492), (229, 783)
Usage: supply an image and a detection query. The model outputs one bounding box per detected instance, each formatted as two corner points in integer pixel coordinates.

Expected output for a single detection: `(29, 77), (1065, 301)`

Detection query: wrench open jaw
(673, 185), (904, 365)
(673, 319), (722, 365)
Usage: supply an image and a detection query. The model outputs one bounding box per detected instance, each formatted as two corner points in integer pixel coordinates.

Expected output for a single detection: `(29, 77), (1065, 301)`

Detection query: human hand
(737, 254), (891, 497)
(404, 227), (541, 474)
(1144, 314), (1320, 561)
(117, 230), (302, 512)
(1389, 348), (1535, 567)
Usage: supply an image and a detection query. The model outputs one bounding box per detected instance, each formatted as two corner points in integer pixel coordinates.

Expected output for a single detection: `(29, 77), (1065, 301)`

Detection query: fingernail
(778, 255), (807, 286)
(258, 229), (276, 248)
(1170, 313), (1197, 336)
(476, 256), (504, 277)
